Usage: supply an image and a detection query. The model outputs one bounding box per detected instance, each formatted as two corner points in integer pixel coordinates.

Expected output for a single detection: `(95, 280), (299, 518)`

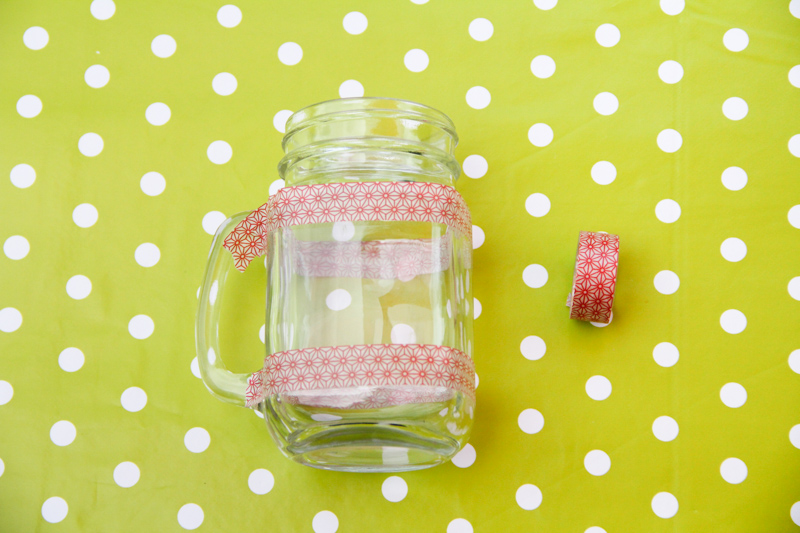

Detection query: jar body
(260, 98), (474, 471)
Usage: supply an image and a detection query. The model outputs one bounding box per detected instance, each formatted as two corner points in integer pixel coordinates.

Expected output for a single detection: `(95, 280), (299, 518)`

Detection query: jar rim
(283, 97), (457, 142)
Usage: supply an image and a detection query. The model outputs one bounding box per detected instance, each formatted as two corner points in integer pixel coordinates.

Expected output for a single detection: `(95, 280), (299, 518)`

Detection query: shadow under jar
(197, 97), (475, 472)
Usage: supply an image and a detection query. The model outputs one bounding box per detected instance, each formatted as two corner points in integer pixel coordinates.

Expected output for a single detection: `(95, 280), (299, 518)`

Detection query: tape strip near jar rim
(567, 231), (620, 324)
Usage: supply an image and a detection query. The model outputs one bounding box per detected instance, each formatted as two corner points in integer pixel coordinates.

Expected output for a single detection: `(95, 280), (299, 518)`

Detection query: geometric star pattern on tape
(568, 231), (620, 324)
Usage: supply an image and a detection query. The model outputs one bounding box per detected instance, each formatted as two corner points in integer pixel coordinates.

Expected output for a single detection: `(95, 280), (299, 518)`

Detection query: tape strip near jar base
(244, 343), (476, 408)
(567, 231), (619, 324)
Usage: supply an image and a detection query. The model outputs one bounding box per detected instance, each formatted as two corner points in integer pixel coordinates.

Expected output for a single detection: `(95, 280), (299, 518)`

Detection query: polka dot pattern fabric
(1, 1), (799, 532)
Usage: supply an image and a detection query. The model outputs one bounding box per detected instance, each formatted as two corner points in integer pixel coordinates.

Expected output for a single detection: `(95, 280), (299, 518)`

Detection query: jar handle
(195, 212), (254, 408)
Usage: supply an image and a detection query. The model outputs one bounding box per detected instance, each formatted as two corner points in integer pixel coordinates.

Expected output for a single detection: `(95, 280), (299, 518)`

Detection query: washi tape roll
(566, 231), (620, 324)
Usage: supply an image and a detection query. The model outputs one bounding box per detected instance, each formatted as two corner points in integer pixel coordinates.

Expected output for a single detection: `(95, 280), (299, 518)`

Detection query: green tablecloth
(2, 0), (800, 531)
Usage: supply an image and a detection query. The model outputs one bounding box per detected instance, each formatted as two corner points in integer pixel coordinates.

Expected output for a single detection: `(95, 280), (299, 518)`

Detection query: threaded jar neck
(278, 97), (460, 187)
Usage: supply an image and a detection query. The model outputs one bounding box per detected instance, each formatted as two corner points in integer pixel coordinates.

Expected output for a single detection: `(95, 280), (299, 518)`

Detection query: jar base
(285, 422), (460, 472)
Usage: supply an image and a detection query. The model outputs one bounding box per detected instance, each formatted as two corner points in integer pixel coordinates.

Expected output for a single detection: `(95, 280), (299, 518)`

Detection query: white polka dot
(515, 484), (542, 511)
(586, 375), (612, 401)
(722, 97), (748, 120)
(59, 347), (85, 372)
(191, 357), (201, 378)
(134, 243), (160, 268)
(721, 166), (747, 191)
(522, 264), (548, 288)
(23, 26), (49, 50)
(278, 42), (303, 66)
(380, 476), (408, 502)
(654, 270), (680, 295)
(41, 497), (68, 523)
(177, 503), (204, 530)
(0, 308), (22, 333)
(655, 199), (681, 223)
(332, 221), (355, 241)
(114, 461), (140, 488)
(451, 443), (476, 468)
(584, 450), (611, 476)
(0, 381), (12, 405)
(217, 5), (242, 28)
(472, 225), (485, 249)
(259, 324), (266, 344)
(658, 60), (683, 84)
(593, 92), (618, 115)
(720, 458), (747, 484)
(410, 0), (428, 3)
(585, 528), (607, 533)
(518, 408), (545, 434)
(525, 193), (551, 217)
(528, 123), (554, 147)
(184, 427), (211, 453)
(78, 133), (104, 157)
(212, 72), (237, 96)
(788, 136), (800, 160)
(473, 298), (482, 319)
(207, 140), (233, 165)
(343, 11), (367, 35)
(140, 172), (166, 196)
(151, 34), (177, 58)
(66, 275), (92, 300)
(84, 65), (109, 88)
(248, 468), (274, 495)
(660, 0), (684, 15)
(90, 0), (115, 20)
(792, 0), (800, 18)
(530, 55), (556, 78)
(720, 238), (746, 262)
(0, 457), (4, 477)
(146, 102), (171, 126)
(3, 236), (29, 260)
(391, 324), (416, 344)
(474, 373), (479, 388)
(651, 492), (678, 519)
(720, 310), (747, 334)
(652, 416), (679, 442)
(790, 66), (800, 88)
(468, 18), (493, 41)
(16, 95), (42, 118)
(657, 129), (682, 153)
(202, 211), (227, 235)
(792, 502), (800, 526)
(789, 277), (800, 301)
(326, 289), (352, 311)
(50, 420), (76, 446)
(591, 161), (616, 185)
(466, 86), (491, 109)
(720, 382), (747, 408)
(269, 178), (285, 196)
(462, 155), (488, 178)
(72, 203), (98, 228)
(10, 163), (36, 188)
(403, 49), (429, 73)
(723, 28), (748, 52)
(595, 24), (620, 47)
(520, 336), (546, 360)
(653, 342), (679, 367)
(312, 510), (339, 533)
(273, 110), (293, 133)
(789, 349), (800, 374)
(790, 425), (800, 449)
(121, 387), (147, 412)
(128, 315), (155, 339)
(533, 0), (557, 9)
(339, 79), (364, 98)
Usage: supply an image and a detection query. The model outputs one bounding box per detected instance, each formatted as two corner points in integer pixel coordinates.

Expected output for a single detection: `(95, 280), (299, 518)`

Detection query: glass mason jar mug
(196, 97), (475, 472)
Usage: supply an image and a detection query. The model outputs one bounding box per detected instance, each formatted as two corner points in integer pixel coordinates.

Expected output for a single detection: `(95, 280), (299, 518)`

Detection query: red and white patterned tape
(567, 231), (619, 324)
(244, 344), (475, 408)
(223, 181), (471, 272)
